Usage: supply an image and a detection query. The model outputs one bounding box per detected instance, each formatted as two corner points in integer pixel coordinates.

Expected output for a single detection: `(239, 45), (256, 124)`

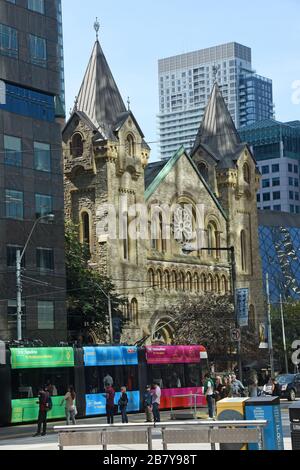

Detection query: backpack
(46, 395), (53, 411)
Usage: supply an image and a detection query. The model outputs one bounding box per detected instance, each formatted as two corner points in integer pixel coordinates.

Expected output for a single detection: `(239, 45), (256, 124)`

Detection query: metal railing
(54, 419), (267, 451)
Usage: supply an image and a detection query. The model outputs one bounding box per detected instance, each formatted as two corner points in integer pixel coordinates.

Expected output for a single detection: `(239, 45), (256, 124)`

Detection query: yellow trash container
(217, 398), (249, 450)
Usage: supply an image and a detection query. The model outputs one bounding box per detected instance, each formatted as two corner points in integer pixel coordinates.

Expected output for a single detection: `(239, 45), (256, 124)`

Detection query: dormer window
(198, 161), (209, 182)
(70, 133), (84, 158)
(126, 134), (135, 157)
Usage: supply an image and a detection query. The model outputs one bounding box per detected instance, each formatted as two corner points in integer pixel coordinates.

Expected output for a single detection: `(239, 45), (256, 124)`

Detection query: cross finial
(94, 17), (100, 40)
(212, 65), (219, 83)
(127, 97), (131, 111)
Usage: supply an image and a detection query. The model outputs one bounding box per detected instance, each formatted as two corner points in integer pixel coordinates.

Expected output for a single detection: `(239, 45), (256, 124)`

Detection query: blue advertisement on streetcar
(83, 346), (138, 367)
(86, 391), (140, 416)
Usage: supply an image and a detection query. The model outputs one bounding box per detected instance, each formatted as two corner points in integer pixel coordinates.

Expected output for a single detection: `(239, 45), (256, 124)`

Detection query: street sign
(230, 328), (241, 342)
(236, 288), (249, 327)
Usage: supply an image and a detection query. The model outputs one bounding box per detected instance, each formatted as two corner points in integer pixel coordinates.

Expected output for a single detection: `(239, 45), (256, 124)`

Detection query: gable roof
(145, 147), (227, 220)
(191, 82), (247, 169)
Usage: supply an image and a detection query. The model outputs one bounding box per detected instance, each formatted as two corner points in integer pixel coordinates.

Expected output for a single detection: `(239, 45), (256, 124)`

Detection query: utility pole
(280, 295), (289, 374)
(108, 293), (113, 344)
(230, 246), (243, 382)
(266, 273), (275, 377)
(16, 250), (22, 341)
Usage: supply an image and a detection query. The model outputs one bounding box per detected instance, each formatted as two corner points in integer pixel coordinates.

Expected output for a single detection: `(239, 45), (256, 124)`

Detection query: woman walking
(61, 386), (76, 426)
(118, 386), (129, 423)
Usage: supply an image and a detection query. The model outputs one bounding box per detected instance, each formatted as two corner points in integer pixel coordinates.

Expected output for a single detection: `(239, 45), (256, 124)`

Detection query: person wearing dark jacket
(104, 385), (115, 424)
(33, 386), (50, 437)
(118, 386), (129, 423)
(143, 385), (153, 423)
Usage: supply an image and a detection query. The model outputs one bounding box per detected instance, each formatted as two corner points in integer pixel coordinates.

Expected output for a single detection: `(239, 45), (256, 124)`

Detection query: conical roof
(76, 40), (127, 137)
(191, 82), (245, 168)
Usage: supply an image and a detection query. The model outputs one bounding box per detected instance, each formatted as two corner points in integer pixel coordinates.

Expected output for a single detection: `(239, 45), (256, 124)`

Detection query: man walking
(151, 383), (161, 423)
(143, 385), (153, 423)
(33, 385), (50, 437)
(231, 374), (245, 397)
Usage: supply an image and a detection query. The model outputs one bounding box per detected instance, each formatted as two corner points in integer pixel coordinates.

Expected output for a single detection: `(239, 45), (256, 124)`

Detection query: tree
(271, 301), (300, 372)
(65, 222), (125, 344)
(170, 294), (259, 368)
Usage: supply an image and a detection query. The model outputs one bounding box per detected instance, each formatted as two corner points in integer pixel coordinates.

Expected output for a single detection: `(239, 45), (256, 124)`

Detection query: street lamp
(181, 244), (243, 381)
(16, 213), (55, 341)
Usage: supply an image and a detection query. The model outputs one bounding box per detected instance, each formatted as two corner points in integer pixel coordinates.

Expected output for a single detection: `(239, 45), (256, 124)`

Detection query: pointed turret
(191, 82), (245, 168)
(76, 40), (127, 137)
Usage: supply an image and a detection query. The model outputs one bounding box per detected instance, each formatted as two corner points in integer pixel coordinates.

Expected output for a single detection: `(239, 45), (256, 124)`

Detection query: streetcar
(0, 344), (208, 425)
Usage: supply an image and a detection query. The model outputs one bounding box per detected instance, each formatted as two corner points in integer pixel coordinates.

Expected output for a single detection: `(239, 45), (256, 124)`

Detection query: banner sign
(10, 348), (74, 370)
(85, 391), (140, 416)
(236, 288), (250, 327)
(259, 323), (269, 349)
(145, 345), (207, 364)
(83, 346), (138, 367)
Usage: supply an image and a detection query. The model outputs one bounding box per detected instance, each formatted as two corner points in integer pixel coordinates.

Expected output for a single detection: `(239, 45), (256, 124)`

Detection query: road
(0, 401), (297, 450)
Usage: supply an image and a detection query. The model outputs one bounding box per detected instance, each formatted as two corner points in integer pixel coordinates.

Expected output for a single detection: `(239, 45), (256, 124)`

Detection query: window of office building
(295, 179), (299, 188)
(273, 205), (281, 211)
(4, 135), (22, 167)
(273, 192), (281, 200)
(35, 194), (52, 218)
(296, 193), (299, 201)
(290, 205), (295, 213)
(7, 300), (26, 328)
(288, 164), (293, 172)
(37, 248), (54, 271)
(262, 180), (270, 189)
(28, 0), (44, 13)
(257, 194), (261, 203)
(289, 177), (294, 186)
(272, 178), (280, 187)
(38, 301), (54, 330)
(263, 193), (270, 202)
(5, 190), (23, 219)
(7, 245), (25, 267)
(294, 165), (298, 174)
(29, 34), (47, 67)
(261, 165), (269, 175)
(289, 191), (294, 200)
(0, 23), (18, 58)
(272, 164), (280, 173)
(34, 142), (50, 172)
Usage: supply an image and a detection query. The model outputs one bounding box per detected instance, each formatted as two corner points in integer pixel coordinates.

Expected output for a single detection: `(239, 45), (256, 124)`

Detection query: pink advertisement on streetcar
(145, 345), (207, 364)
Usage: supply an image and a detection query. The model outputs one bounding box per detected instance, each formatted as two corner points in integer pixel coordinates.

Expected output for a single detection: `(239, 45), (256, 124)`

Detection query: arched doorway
(152, 320), (174, 344)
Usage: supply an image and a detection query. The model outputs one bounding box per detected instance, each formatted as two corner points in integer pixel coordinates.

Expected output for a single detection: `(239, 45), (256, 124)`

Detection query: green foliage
(271, 301), (300, 370)
(65, 222), (124, 343)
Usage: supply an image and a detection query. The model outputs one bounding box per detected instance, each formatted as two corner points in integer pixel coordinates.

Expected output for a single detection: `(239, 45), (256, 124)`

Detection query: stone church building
(62, 37), (265, 345)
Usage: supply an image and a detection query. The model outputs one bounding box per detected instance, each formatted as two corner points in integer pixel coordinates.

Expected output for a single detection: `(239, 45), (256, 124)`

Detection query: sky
(62, 0), (300, 161)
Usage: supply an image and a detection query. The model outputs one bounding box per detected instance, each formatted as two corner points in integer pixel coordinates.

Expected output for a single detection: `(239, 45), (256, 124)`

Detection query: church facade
(62, 37), (265, 346)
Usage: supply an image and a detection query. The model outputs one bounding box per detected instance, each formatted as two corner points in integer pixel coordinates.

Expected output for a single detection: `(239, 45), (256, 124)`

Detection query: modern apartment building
(158, 42), (274, 159)
(239, 120), (300, 214)
(0, 0), (66, 344)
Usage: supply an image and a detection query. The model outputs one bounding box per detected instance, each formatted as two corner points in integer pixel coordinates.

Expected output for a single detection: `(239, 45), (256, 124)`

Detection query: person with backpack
(104, 384), (115, 424)
(231, 374), (245, 397)
(61, 385), (77, 425)
(33, 385), (51, 437)
(204, 373), (215, 419)
(118, 386), (129, 424)
(143, 385), (153, 423)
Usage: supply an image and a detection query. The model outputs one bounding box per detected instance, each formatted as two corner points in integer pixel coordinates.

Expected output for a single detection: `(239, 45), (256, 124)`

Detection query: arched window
(198, 162), (209, 182)
(126, 134), (135, 157)
(164, 271), (171, 291)
(241, 230), (247, 272)
(207, 274), (214, 292)
(207, 221), (220, 258)
(215, 275), (221, 294)
(122, 213), (129, 260)
(148, 269), (155, 288)
(160, 212), (167, 253)
(201, 273), (207, 293)
(194, 273), (200, 293)
(71, 133), (84, 158)
(171, 271), (177, 291)
(131, 298), (138, 325)
(186, 272), (193, 292)
(221, 275), (230, 294)
(123, 300), (130, 321)
(157, 270), (163, 290)
(243, 163), (250, 184)
(179, 272), (185, 291)
(80, 211), (91, 256)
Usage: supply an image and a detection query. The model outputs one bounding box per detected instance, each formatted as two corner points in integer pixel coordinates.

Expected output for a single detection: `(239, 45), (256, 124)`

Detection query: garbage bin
(289, 402), (300, 450)
(217, 398), (249, 450)
(245, 396), (284, 450)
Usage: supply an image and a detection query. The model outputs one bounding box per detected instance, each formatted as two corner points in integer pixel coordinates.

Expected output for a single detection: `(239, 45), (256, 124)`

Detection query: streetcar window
(150, 364), (185, 389)
(184, 364), (203, 387)
(84, 366), (138, 394)
(11, 368), (74, 399)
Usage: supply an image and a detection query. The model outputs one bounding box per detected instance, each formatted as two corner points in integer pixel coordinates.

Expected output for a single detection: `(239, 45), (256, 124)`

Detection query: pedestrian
(263, 377), (275, 396)
(143, 385), (153, 423)
(118, 386), (129, 424)
(223, 376), (233, 398)
(248, 375), (259, 398)
(61, 385), (77, 425)
(204, 373), (215, 419)
(33, 385), (51, 437)
(231, 374), (245, 397)
(214, 376), (226, 401)
(151, 382), (161, 423)
(103, 371), (114, 389)
(104, 384), (115, 424)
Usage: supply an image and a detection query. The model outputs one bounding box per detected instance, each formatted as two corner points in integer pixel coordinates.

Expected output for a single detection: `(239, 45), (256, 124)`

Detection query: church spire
(76, 29), (127, 137)
(191, 82), (243, 168)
